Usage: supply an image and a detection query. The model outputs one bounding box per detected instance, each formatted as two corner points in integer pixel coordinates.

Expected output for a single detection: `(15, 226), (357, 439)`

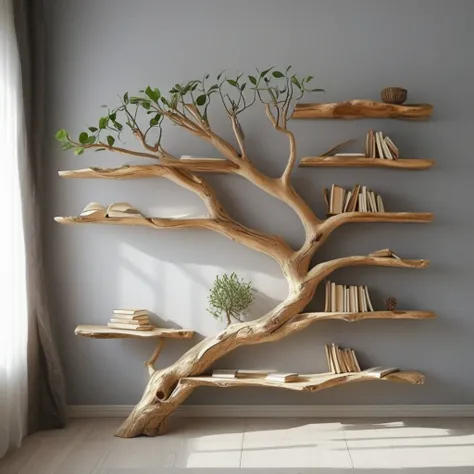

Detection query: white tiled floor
(1, 417), (474, 472)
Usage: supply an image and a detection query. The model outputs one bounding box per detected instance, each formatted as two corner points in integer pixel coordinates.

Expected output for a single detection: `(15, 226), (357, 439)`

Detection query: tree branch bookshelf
(55, 67), (434, 438)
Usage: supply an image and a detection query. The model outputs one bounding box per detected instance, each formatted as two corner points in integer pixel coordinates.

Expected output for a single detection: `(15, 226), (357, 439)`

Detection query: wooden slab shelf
(292, 100), (433, 119)
(183, 369), (424, 393)
(325, 212), (433, 223)
(75, 325), (194, 339)
(299, 311), (435, 323)
(299, 156), (434, 170)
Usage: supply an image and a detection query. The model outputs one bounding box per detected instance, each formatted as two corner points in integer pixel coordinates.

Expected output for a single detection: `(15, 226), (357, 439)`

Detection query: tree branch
(305, 255), (429, 285)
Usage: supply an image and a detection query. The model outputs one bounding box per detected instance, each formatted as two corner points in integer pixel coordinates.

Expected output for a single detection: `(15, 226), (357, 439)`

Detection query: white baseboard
(68, 404), (474, 419)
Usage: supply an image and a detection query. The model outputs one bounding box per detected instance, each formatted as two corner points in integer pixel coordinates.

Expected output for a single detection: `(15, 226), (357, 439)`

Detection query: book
(369, 248), (401, 259)
(109, 318), (150, 325)
(381, 137), (394, 160)
(364, 367), (399, 378)
(334, 153), (365, 156)
(331, 282), (336, 312)
(111, 314), (149, 322)
(384, 136), (399, 159)
(343, 191), (353, 212)
(336, 284), (344, 312)
(236, 369), (276, 378)
(344, 286), (350, 312)
(107, 322), (154, 331)
(266, 372), (299, 383)
(106, 202), (143, 218)
(331, 342), (342, 374)
(358, 286), (367, 312)
(376, 195), (385, 213)
(351, 349), (361, 372)
(344, 349), (354, 372)
(325, 344), (335, 373)
(323, 188), (330, 211)
(113, 309), (148, 315)
(367, 129), (376, 158)
(368, 191), (377, 212)
(364, 286), (375, 312)
(375, 131), (385, 158)
(330, 185), (345, 214)
(80, 202), (106, 220)
(212, 369), (237, 379)
(346, 184), (360, 212)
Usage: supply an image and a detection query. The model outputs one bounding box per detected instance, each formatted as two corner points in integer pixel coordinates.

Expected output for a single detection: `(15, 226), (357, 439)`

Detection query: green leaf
(94, 148), (106, 152)
(272, 71), (284, 78)
(196, 94), (207, 106)
(240, 82), (247, 91)
(114, 121), (123, 131)
(109, 112), (117, 122)
(107, 135), (115, 147)
(217, 70), (225, 81)
(88, 126), (98, 133)
(160, 97), (169, 106)
(305, 75), (314, 82)
(99, 117), (108, 129)
(248, 75), (257, 85)
(260, 66), (274, 77)
(311, 88), (325, 92)
(55, 129), (68, 142)
(208, 84), (219, 92)
(129, 97), (139, 105)
(123, 92), (129, 103)
(141, 101), (151, 110)
(86, 136), (96, 145)
(145, 86), (160, 103)
(227, 79), (238, 87)
(149, 113), (161, 127)
(78, 132), (89, 144)
(74, 147), (85, 155)
(61, 142), (74, 151)
(291, 76), (302, 88)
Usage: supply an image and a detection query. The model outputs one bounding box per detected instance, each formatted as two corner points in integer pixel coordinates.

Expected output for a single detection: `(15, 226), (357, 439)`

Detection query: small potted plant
(207, 272), (254, 326)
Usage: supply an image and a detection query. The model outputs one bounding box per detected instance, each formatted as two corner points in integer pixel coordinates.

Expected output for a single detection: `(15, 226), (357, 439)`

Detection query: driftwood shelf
(183, 369), (424, 393)
(299, 156), (434, 170)
(298, 311), (435, 323)
(292, 100), (433, 119)
(75, 325), (194, 339)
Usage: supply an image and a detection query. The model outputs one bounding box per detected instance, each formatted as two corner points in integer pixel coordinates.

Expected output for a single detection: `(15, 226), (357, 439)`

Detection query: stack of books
(79, 202), (144, 220)
(180, 155), (226, 162)
(324, 184), (385, 215)
(365, 129), (399, 160)
(265, 372), (299, 383)
(107, 309), (154, 331)
(325, 343), (361, 374)
(324, 281), (375, 312)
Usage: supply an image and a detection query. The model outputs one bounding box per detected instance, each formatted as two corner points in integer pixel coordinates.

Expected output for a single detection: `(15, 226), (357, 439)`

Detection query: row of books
(325, 281), (375, 313)
(365, 130), (399, 160)
(211, 369), (299, 383)
(325, 343), (361, 374)
(324, 184), (385, 215)
(107, 309), (155, 331)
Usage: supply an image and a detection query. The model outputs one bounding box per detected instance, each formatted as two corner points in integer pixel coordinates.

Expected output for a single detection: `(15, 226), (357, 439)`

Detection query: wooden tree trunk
(116, 282), (317, 437)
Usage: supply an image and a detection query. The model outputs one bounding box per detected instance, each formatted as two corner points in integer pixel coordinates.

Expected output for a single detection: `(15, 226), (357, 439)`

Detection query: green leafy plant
(207, 273), (255, 326)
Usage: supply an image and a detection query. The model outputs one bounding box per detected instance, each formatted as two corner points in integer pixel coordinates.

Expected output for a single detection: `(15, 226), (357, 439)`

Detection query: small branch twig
(145, 339), (165, 376)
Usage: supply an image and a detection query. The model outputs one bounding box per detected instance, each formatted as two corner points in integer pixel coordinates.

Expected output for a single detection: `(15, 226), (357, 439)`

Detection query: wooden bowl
(381, 87), (407, 105)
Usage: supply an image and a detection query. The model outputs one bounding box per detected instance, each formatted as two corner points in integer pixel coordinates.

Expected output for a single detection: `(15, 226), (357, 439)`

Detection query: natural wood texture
(59, 161), (237, 179)
(296, 311), (435, 323)
(292, 100), (433, 119)
(74, 325), (194, 339)
(299, 156), (434, 170)
(183, 369), (424, 392)
(145, 339), (166, 376)
(58, 85), (434, 438)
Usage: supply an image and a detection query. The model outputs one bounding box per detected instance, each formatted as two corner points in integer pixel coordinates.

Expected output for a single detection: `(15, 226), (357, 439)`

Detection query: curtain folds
(12, 0), (67, 434)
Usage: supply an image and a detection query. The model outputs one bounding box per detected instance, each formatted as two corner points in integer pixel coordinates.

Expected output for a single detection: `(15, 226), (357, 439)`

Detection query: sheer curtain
(0, 0), (29, 458)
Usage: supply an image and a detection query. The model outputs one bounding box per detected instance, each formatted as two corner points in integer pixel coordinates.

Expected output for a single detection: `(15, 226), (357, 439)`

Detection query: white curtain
(0, 0), (29, 459)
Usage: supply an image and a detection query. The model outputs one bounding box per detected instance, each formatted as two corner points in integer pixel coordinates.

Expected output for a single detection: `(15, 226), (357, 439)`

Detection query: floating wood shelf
(292, 100), (433, 120)
(298, 311), (435, 323)
(300, 156), (434, 170)
(183, 369), (424, 393)
(55, 212), (433, 227)
(58, 161), (236, 179)
(75, 325), (194, 339)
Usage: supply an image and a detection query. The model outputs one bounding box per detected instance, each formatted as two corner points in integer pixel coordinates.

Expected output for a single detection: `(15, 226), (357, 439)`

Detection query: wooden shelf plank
(300, 156), (434, 169)
(55, 212), (433, 226)
(325, 212), (434, 223)
(75, 324), (194, 339)
(183, 369), (424, 393)
(292, 100), (433, 119)
(58, 161), (236, 179)
(297, 311), (435, 323)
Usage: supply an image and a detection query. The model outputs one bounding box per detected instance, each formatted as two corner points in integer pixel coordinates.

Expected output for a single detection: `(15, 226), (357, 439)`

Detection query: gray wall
(44, 0), (474, 406)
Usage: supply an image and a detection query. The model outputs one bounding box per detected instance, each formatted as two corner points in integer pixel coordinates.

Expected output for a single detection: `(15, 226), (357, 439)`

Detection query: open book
(105, 202), (144, 218)
(369, 248), (401, 259)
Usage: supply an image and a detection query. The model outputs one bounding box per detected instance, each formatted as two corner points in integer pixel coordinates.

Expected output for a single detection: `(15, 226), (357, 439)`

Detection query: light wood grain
(183, 369), (425, 392)
(292, 100), (433, 119)
(299, 156), (434, 169)
(296, 311), (435, 323)
(75, 325), (194, 339)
